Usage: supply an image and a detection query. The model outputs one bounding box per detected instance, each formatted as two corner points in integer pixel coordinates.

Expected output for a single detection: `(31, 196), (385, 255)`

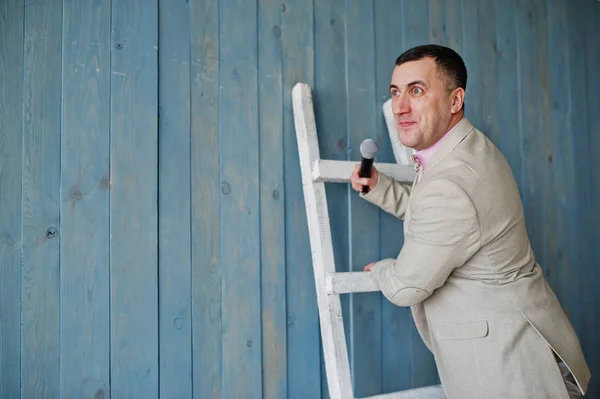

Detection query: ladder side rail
(292, 82), (354, 399)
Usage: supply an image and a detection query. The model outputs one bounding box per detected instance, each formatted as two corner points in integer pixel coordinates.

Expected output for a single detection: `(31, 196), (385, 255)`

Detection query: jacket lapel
(425, 118), (475, 173)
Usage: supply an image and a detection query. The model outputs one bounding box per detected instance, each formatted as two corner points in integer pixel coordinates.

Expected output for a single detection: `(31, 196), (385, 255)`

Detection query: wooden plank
(580, 2), (600, 397)
(0, 0), (23, 397)
(533, 0), (555, 286)
(325, 272), (378, 295)
(219, 1), (262, 397)
(401, 0), (439, 389)
(476, 0), (500, 146)
(281, 0), (320, 397)
(374, 0), (413, 393)
(313, 161), (414, 184)
(158, 0), (192, 397)
(517, 0), (552, 288)
(545, 0), (572, 308)
(428, 0), (445, 45)
(562, 0), (588, 331)
(21, 0), (62, 396)
(292, 82), (353, 399)
(258, 0), (287, 397)
(109, 0), (159, 396)
(189, 0), (221, 397)
(402, 0), (429, 50)
(560, 0), (589, 333)
(314, 1), (349, 396)
(460, 0), (482, 128)
(443, 0), (462, 53)
(60, 1), (110, 397)
(345, 1), (382, 396)
(495, 0), (523, 191)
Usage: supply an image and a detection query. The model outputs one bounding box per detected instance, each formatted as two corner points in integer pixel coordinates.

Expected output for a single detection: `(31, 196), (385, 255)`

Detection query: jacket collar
(423, 117), (474, 172)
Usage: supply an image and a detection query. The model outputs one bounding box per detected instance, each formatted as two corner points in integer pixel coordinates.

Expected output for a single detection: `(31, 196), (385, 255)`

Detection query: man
(351, 44), (590, 399)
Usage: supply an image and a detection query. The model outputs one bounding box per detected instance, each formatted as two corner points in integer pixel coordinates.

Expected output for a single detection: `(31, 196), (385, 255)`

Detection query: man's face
(389, 57), (462, 151)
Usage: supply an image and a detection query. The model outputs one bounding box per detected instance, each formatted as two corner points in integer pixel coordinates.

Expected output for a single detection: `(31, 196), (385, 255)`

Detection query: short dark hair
(395, 44), (467, 93)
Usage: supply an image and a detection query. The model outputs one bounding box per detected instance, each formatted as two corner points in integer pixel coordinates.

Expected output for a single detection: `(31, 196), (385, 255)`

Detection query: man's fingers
(352, 179), (368, 190)
(351, 164), (361, 191)
(351, 164), (377, 193)
(364, 261), (376, 271)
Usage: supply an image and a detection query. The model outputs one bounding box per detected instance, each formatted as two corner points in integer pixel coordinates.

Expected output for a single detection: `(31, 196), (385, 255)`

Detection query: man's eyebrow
(407, 80), (427, 87)
(389, 80), (428, 91)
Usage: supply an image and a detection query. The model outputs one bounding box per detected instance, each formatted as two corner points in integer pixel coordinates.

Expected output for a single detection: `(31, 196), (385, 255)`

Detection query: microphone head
(360, 139), (379, 159)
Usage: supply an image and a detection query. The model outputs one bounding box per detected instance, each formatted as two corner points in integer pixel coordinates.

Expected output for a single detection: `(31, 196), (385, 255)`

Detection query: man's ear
(450, 87), (465, 113)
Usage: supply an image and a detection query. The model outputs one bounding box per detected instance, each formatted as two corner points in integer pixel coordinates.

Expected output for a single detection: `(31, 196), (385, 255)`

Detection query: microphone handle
(359, 157), (374, 193)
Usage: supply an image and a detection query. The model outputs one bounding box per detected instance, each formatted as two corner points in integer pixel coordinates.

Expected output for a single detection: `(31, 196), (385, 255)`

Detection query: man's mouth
(398, 121), (416, 129)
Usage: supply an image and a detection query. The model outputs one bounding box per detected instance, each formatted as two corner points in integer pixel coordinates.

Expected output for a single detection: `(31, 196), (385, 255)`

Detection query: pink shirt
(413, 118), (464, 170)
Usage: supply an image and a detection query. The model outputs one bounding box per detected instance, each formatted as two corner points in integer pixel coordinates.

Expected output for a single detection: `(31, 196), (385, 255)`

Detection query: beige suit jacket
(363, 118), (591, 399)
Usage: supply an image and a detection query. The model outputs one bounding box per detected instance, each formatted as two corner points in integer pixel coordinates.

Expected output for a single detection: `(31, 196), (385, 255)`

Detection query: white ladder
(291, 82), (445, 399)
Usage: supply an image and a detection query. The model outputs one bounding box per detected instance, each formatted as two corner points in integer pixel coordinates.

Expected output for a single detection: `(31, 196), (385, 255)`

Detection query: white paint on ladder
(312, 159), (414, 184)
(292, 82), (354, 399)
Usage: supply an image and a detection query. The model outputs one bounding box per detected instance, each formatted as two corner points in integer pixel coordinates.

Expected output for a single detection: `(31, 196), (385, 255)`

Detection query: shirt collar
(412, 117), (464, 170)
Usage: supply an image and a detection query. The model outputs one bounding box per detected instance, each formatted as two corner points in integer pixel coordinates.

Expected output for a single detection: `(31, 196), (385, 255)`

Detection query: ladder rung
(358, 385), (445, 399)
(325, 272), (380, 295)
(312, 160), (415, 183)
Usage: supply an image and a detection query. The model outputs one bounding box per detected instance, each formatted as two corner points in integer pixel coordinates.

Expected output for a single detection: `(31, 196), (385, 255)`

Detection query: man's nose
(392, 93), (410, 114)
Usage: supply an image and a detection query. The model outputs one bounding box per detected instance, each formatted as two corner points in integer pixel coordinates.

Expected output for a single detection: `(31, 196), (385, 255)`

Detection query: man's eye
(391, 89), (400, 96)
(412, 87), (423, 95)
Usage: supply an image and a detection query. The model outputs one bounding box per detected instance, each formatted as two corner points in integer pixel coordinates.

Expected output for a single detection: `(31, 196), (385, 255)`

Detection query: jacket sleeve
(370, 178), (481, 306)
(360, 172), (412, 220)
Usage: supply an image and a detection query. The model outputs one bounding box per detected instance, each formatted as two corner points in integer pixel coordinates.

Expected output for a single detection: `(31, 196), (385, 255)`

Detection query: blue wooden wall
(0, 0), (598, 398)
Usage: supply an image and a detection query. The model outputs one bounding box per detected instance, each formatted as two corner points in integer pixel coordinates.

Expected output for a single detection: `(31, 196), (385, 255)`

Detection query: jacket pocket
(435, 320), (489, 340)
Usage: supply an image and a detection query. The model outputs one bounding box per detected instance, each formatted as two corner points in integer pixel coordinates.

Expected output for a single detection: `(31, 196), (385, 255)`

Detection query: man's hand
(351, 164), (379, 193)
(364, 262), (376, 272)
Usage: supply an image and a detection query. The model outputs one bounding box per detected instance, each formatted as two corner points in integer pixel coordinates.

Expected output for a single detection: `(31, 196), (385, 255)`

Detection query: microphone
(359, 139), (379, 193)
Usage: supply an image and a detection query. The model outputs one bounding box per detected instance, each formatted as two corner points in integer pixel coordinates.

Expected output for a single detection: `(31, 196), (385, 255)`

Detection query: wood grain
(219, 0), (262, 397)
(443, 0), (462, 53)
(580, 2), (600, 397)
(0, 0), (23, 397)
(476, 0), (500, 146)
(460, 0), (482, 128)
(109, 0), (159, 396)
(158, 0), (193, 397)
(258, 0), (287, 397)
(564, 0), (588, 334)
(495, 0), (523, 191)
(60, 1), (111, 397)
(313, 0), (348, 396)
(190, 0), (222, 397)
(21, 0), (62, 396)
(428, 0), (446, 45)
(281, 0), (318, 397)
(548, 0), (580, 330)
(517, 0), (546, 281)
(346, 1), (382, 396)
